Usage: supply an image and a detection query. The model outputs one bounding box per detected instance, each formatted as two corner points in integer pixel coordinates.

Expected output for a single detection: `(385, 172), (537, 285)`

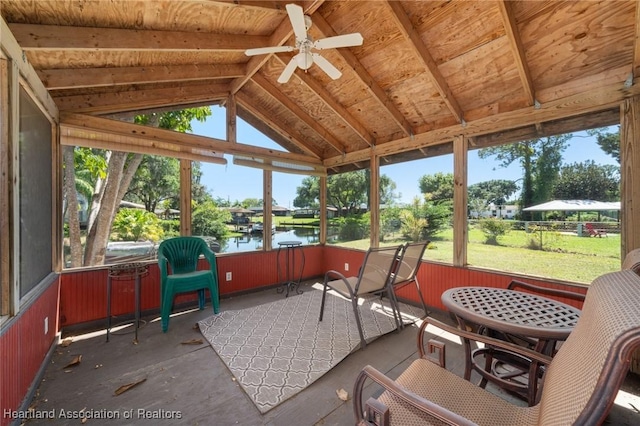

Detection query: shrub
(478, 217), (511, 245)
(111, 208), (164, 242)
(400, 210), (428, 241)
(336, 214), (369, 241)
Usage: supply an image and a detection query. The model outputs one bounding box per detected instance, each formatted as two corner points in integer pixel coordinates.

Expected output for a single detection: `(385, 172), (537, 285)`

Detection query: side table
(106, 262), (149, 343)
(276, 241), (305, 297)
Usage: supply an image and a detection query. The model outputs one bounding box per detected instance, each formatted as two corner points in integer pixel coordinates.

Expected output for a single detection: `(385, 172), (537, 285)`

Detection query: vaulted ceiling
(2, 0), (638, 174)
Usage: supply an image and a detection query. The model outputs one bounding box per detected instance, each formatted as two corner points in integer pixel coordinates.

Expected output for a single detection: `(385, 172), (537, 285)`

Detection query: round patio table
(441, 286), (581, 405)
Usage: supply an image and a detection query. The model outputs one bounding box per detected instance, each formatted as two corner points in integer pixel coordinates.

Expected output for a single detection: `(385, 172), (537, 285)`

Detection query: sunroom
(2, 1), (640, 425)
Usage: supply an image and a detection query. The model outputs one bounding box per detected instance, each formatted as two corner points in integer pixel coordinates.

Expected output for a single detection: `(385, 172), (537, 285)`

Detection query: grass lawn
(332, 227), (621, 284)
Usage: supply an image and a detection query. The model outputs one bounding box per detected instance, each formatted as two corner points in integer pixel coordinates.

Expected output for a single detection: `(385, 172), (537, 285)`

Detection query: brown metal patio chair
(319, 245), (403, 349)
(354, 269), (640, 425)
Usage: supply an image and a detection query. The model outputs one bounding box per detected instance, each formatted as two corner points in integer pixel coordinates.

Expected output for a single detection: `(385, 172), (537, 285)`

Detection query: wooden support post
(620, 97), (640, 374)
(226, 94), (236, 144)
(453, 135), (468, 267)
(320, 176), (327, 245)
(369, 151), (380, 248)
(621, 97), (640, 258)
(263, 169), (272, 252)
(0, 58), (11, 315)
(180, 159), (191, 236)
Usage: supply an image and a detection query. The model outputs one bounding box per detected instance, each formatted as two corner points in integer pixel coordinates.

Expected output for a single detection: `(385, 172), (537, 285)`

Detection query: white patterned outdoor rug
(198, 286), (424, 413)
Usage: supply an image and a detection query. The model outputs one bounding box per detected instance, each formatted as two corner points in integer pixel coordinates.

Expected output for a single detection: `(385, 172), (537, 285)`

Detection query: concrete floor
(24, 281), (640, 426)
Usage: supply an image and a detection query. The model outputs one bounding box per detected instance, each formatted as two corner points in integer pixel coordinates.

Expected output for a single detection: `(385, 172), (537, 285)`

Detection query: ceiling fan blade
(311, 53), (342, 80)
(286, 3), (307, 41)
(245, 45), (294, 56)
(313, 33), (363, 50)
(277, 57), (298, 84)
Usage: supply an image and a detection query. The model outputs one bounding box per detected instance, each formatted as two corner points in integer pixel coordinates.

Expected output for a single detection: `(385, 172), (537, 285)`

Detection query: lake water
(219, 226), (324, 254)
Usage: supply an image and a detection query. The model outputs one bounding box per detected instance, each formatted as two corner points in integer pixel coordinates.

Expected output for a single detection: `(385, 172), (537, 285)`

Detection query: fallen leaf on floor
(60, 338), (73, 347)
(336, 388), (349, 401)
(181, 338), (203, 345)
(63, 355), (82, 369)
(114, 378), (147, 396)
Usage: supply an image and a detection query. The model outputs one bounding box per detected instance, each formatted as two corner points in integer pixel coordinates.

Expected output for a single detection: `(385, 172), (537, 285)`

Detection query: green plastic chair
(157, 236), (220, 332)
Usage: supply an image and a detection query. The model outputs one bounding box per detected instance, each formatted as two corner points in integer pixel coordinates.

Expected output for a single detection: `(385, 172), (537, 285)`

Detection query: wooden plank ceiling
(2, 0), (638, 174)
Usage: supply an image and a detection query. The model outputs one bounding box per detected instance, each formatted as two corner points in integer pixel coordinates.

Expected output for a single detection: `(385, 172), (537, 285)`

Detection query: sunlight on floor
(614, 388), (640, 412)
(64, 308), (201, 342)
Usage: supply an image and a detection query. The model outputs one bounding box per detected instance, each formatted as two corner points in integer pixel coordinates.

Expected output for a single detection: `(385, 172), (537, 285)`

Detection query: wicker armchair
(354, 269), (640, 425)
(622, 248), (640, 274)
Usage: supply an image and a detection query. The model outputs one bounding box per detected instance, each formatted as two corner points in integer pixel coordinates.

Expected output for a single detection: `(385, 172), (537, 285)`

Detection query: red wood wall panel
(58, 247), (588, 328)
(0, 279), (59, 426)
(58, 246), (327, 328)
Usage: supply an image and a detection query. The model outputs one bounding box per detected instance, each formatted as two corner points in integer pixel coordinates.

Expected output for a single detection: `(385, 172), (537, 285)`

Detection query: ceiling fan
(244, 3), (363, 84)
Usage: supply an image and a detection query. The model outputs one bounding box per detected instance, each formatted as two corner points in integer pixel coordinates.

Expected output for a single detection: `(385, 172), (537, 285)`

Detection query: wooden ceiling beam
(1, 17), (58, 118)
(472, 108), (619, 150)
(212, 1), (288, 11)
(252, 73), (345, 155)
(386, 1), (465, 124)
(325, 78), (640, 167)
(497, 0), (536, 105)
(9, 23), (267, 52)
(60, 112), (322, 167)
(311, 13), (414, 137)
(273, 54), (374, 147)
(53, 83), (229, 114)
(229, 1), (325, 95)
(236, 92), (322, 159)
(39, 64), (246, 90)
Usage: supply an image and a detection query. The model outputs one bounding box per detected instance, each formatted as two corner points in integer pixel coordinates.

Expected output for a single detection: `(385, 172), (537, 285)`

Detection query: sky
(189, 105), (619, 208)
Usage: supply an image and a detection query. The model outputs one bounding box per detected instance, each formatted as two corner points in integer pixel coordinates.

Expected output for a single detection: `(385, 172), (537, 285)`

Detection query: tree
(478, 135), (570, 220)
(552, 160), (620, 201)
(588, 126), (620, 163)
(467, 179), (518, 218)
(418, 172), (454, 202)
(64, 107), (212, 266)
(126, 155), (180, 213)
(63, 147), (109, 267)
(294, 177), (321, 209)
(293, 171), (397, 216)
(192, 200), (231, 239)
(327, 170), (368, 214)
(241, 198), (261, 208)
(468, 179), (519, 204)
(191, 162), (212, 206)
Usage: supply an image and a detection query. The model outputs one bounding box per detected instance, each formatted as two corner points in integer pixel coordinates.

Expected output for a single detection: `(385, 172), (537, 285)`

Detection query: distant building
(249, 205), (290, 216)
(471, 203), (518, 219)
